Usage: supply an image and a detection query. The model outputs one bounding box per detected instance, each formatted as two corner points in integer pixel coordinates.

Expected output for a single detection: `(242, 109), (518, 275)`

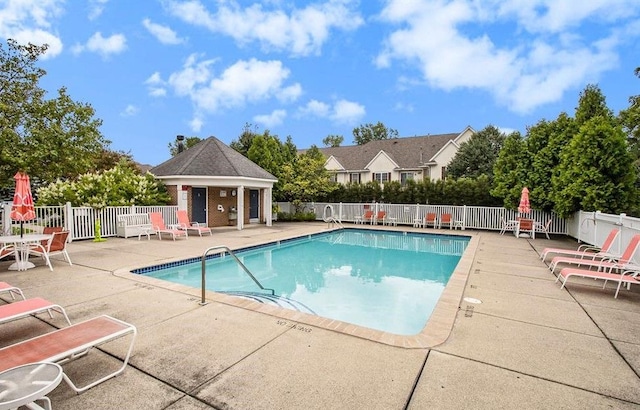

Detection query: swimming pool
(134, 229), (469, 335)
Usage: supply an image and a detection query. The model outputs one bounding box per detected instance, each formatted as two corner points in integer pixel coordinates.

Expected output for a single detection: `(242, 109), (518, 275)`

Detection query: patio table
(0, 234), (52, 271)
(0, 362), (63, 410)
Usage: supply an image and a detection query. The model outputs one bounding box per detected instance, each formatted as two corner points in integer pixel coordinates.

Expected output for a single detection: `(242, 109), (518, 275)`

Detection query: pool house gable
(150, 136), (277, 230)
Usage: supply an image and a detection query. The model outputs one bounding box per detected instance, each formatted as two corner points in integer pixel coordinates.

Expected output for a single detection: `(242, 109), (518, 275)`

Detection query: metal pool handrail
(200, 245), (275, 305)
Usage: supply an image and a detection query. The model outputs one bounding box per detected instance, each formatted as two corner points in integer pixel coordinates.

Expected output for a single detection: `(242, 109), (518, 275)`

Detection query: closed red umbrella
(10, 172), (37, 237)
(518, 187), (530, 215)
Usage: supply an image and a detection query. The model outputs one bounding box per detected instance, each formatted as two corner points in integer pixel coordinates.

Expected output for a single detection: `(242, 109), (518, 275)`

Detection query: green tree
(619, 67), (640, 166)
(168, 136), (202, 156)
(352, 121), (398, 145)
(230, 122), (260, 156)
(526, 113), (576, 211)
(322, 134), (344, 147)
(281, 146), (336, 212)
(552, 117), (637, 217)
(447, 125), (505, 180)
(491, 132), (526, 208)
(0, 39), (110, 194)
(575, 84), (614, 126)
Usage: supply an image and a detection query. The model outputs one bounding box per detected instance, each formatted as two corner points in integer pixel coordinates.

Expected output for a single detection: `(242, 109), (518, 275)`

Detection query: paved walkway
(1, 223), (639, 409)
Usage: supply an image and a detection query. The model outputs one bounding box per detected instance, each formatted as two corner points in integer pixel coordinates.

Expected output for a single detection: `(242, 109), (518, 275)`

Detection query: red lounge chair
(557, 267), (640, 298)
(0, 282), (25, 300)
(549, 234), (640, 273)
(149, 212), (188, 240)
(176, 210), (212, 236)
(375, 211), (386, 225)
(540, 228), (619, 261)
(0, 297), (71, 326)
(0, 315), (137, 393)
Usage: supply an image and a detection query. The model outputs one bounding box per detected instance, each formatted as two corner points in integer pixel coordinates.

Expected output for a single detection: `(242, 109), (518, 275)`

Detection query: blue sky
(1, 1), (639, 166)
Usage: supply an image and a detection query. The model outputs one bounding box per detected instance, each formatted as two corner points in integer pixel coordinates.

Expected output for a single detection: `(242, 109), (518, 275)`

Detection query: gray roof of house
(150, 136), (277, 180)
(316, 133), (459, 170)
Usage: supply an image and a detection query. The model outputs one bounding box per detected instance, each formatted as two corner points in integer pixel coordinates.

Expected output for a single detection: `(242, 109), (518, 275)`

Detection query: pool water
(138, 229), (469, 335)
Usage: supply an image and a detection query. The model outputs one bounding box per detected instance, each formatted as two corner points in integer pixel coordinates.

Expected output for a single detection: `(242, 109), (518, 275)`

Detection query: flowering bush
(36, 161), (171, 208)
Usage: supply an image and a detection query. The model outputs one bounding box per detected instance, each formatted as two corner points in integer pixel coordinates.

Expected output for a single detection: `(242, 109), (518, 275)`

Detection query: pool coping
(113, 227), (479, 349)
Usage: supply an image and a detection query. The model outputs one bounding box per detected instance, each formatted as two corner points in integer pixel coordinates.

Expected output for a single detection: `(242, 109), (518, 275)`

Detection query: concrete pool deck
(1, 222), (639, 409)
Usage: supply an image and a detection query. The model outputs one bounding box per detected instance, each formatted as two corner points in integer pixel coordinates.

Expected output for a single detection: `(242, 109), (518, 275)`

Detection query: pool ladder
(200, 245), (275, 305)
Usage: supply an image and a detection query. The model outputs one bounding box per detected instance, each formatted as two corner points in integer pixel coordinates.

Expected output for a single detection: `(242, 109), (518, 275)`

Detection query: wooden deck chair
(0, 282), (25, 300)
(549, 234), (640, 273)
(0, 297), (71, 326)
(540, 228), (619, 261)
(29, 231), (72, 271)
(176, 210), (212, 236)
(440, 213), (453, 229)
(375, 211), (386, 225)
(424, 213), (437, 228)
(149, 212), (188, 240)
(557, 267), (640, 298)
(0, 315), (137, 393)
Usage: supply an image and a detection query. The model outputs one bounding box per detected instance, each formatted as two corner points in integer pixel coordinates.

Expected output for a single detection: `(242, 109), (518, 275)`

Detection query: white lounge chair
(0, 315), (137, 393)
(176, 210), (212, 236)
(557, 267), (640, 298)
(0, 297), (71, 326)
(149, 212), (188, 240)
(549, 234), (640, 273)
(0, 282), (25, 300)
(540, 228), (619, 261)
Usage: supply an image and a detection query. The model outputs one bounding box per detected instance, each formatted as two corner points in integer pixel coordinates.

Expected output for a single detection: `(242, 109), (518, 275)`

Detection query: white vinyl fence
(1, 203), (178, 241)
(2, 200), (637, 250)
(305, 202), (568, 234)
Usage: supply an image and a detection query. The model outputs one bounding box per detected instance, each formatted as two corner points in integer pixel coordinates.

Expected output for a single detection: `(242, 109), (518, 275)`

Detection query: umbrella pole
(20, 221), (24, 238)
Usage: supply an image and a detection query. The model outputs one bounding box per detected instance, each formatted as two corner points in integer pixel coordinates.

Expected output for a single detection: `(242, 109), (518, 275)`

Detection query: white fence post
(64, 202), (73, 241)
(462, 205), (467, 230)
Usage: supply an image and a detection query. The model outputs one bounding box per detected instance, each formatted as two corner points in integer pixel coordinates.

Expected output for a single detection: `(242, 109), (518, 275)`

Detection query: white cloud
(166, 55), (301, 116)
(300, 99), (330, 117)
(145, 72), (168, 97)
(121, 104), (139, 117)
(165, 0), (363, 56)
(331, 99), (365, 124)
(254, 109), (287, 128)
(298, 98), (365, 125)
(189, 116), (204, 132)
(142, 18), (185, 45)
(88, 0), (108, 20)
(376, 0), (637, 113)
(0, 0), (64, 58)
(75, 32), (126, 58)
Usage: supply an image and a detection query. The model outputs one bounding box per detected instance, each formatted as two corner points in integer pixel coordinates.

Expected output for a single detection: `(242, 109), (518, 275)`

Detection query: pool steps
(221, 291), (316, 315)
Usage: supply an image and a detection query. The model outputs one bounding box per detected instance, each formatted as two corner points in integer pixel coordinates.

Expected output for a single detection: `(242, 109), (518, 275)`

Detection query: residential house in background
(316, 126), (475, 185)
(151, 136), (277, 230)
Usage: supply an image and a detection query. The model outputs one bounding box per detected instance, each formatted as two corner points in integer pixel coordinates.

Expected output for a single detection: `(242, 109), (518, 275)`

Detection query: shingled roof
(150, 136), (277, 180)
(316, 133), (460, 170)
